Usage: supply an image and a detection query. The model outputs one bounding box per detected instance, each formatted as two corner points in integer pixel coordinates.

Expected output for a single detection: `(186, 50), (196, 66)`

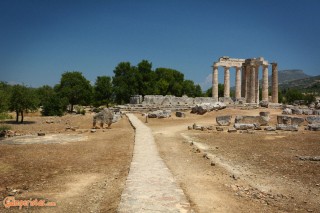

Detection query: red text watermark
(3, 196), (56, 209)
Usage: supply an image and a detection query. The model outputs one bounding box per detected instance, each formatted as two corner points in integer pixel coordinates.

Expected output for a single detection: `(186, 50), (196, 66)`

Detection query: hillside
(279, 75), (320, 93)
(269, 69), (311, 85)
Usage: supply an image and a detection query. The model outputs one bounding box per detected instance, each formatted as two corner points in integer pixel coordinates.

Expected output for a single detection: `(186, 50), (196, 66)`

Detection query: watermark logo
(3, 196), (56, 209)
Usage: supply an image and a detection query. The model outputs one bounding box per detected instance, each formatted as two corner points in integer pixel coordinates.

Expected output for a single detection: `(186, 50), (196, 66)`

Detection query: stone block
(235, 115), (268, 126)
(277, 115), (304, 126)
(282, 108), (292, 115)
(305, 116), (320, 124)
(216, 115), (232, 126)
(313, 110), (320, 115)
(307, 124), (320, 131)
(292, 108), (303, 115)
(175, 111), (186, 118)
(259, 101), (269, 108)
(216, 127), (224, 131)
(303, 109), (313, 115)
(276, 124), (298, 131)
(264, 126), (276, 131)
(228, 128), (237, 133)
(234, 123), (255, 130)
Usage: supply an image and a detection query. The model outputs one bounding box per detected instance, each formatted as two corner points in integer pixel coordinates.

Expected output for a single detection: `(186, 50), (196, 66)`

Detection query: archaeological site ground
(0, 102), (319, 212)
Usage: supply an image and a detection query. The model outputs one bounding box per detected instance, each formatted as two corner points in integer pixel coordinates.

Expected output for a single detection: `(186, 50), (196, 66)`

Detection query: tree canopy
(56, 71), (92, 112)
(9, 85), (39, 123)
(93, 76), (113, 107)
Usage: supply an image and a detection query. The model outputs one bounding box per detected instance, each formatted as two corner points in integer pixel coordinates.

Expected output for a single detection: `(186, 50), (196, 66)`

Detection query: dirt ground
(1, 108), (320, 212)
(0, 112), (134, 212)
(138, 108), (320, 213)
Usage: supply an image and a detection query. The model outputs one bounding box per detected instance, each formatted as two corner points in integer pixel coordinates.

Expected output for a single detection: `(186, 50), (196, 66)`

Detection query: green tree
(41, 94), (68, 116)
(112, 62), (139, 104)
(56, 71), (92, 112)
(181, 80), (202, 97)
(9, 85), (39, 123)
(137, 60), (156, 96)
(37, 85), (55, 106)
(94, 76), (113, 107)
(283, 89), (304, 104)
(205, 84), (224, 97)
(0, 82), (11, 113)
(155, 68), (184, 96)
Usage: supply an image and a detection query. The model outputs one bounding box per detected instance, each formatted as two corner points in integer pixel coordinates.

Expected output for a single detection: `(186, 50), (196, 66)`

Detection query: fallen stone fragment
(307, 124), (320, 131)
(292, 108), (303, 115)
(264, 126), (276, 131)
(277, 115), (304, 126)
(216, 115), (232, 126)
(175, 111), (185, 118)
(235, 115), (268, 126)
(254, 123), (262, 130)
(276, 124), (298, 131)
(234, 123), (255, 130)
(303, 109), (313, 115)
(298, 156), (320, 161)
(305, 116), (320, 124)
(228, 128), (237, 133)
(90, 129), (96, 133)
(37, 132), (45, 136)
(313, 110), (320, 115)
(187, 126), (192, 130)
(216, 127), (224, 131)
(282, 108), (292, 115)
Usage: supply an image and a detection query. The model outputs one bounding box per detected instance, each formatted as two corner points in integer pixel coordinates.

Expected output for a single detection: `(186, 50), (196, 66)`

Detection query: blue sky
(1, 0), (319, 90)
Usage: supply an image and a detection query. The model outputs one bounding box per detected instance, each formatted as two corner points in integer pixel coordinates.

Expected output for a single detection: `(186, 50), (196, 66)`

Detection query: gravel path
(117, 114), (193, 212)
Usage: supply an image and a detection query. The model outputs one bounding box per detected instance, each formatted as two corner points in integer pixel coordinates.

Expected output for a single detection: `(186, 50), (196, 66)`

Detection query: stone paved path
(117, 114), (193, 213)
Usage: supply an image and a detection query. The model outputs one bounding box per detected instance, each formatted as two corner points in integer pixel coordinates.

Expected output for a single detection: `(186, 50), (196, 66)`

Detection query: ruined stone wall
(141, 95), (219, 106)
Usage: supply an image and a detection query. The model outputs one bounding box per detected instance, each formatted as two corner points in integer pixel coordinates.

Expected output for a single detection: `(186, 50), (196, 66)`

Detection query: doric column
(235, 66), (241, 99)
(212, 65), (219, 98)
(241, 65), (246, 98)
(249, 64), (256, 103)
(262, 65), (269, 101)
(245, 65), (250, 103)
(271, 62), (278, 103)
(224, 66), (230, 98)
(255, 64), (259, 103)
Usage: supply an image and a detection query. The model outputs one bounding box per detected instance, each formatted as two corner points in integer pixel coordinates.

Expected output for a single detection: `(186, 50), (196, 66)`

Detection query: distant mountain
(273, 69), (311, 85)
(279, 75), (320, 93)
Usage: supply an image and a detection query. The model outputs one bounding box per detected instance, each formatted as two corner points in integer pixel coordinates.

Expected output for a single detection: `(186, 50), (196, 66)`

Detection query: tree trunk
(70, 104), (73, 113)
(20, 111), (24, 123)
(16, 111), (19, 123)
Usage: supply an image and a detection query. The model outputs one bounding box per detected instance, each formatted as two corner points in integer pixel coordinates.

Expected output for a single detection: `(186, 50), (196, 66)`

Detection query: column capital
(262, 64), (269, 69)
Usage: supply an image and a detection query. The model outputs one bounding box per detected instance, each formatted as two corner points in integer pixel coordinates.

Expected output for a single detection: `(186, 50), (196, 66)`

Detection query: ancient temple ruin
(212, 56), (278, 103)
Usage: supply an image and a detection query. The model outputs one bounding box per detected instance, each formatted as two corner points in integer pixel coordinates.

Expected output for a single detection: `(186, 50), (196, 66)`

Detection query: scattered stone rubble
(188, 111), (320, 132)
